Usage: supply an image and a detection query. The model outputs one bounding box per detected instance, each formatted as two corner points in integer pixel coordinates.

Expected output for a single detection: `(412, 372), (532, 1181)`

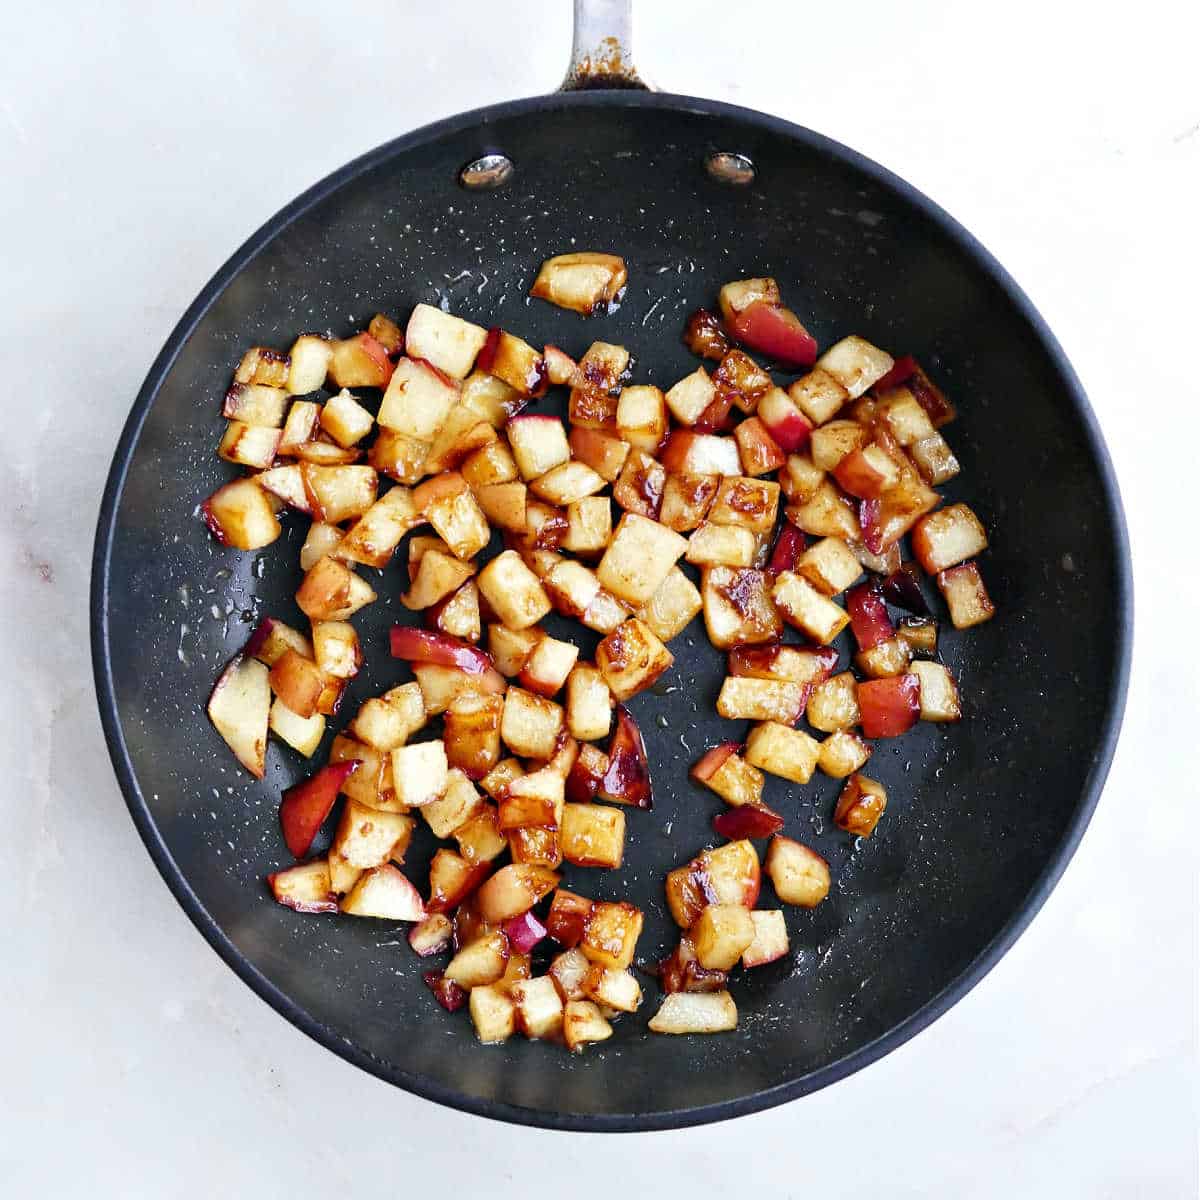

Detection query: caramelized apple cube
(296, 557), (376, 621)
(816, 336), (894, 398)
(377, 356), (460, 440)
(744, 721), (820, 784)
(910, 660), (962, 722)
(477, 550), (552, 629)
(616, 384), (668, 454)
(581, 901), (643, 970)
(665, 367), (717, 425)
(648, 990), (737, 1035)
(202, 478), (281, 551)
(913, 503), (988, 574)
(561, 803), (626, 869)
(530, 252), (627, 314)
(501, 687), (564, 759)
(817, 730), (872, 778)
(390, 740), (449, 807)
(596, 513), (688, 608)
(443, 691), (504, 777)
(404, 303), (488, 378)
(766, 836), (831, 906)
(340, 864), (425, 921)
(937, 561), (995, 629)
(596, 618), (674, 701)
(834, 774), (888, 837)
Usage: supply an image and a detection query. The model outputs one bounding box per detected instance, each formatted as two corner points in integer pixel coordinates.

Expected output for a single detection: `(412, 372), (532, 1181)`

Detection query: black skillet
(90, 0), (1132, 1130)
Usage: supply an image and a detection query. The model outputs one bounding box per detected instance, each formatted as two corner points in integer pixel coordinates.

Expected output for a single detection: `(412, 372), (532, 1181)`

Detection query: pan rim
(90, 90), (1133, 1133)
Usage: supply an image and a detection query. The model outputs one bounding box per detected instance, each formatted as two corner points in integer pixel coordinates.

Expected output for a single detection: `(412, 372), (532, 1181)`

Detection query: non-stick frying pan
(91, 0), (1132, 1130)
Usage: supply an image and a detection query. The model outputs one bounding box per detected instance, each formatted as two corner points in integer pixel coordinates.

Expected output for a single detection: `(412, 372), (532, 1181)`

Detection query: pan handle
(560, 0), (650, 91)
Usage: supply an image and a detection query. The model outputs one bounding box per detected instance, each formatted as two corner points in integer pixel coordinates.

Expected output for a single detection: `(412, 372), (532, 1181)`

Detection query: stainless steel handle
(561, 0), (650, 91)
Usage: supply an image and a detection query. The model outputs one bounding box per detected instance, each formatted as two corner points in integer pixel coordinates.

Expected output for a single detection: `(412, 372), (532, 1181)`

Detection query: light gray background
(3, 2), (1197, 1195)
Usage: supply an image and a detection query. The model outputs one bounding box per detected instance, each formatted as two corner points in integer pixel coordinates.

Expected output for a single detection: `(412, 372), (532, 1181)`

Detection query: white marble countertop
(3, 1), (1197, 1194)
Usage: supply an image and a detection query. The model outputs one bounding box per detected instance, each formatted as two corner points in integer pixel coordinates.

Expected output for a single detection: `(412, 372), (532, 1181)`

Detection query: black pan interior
(93, 93), (1130, 1130)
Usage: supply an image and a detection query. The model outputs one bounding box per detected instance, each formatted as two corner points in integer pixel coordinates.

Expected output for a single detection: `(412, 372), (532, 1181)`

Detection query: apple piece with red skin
(278, 760), (360, 858)
(544, 344), (579, 386)
(834, 444), (898, 499)
(727, 642), (839, 683)
(691, 389), (736, 434)
(682, 308), (732, 361)
(733, 416), (786, 475)
(702, 839), (762, 909)
(658, 937), (729, 994)
(741, 910), (790, 968)
(426, 848), (491, 913)
(328, 332), (394, 388)
(423, 970), (468, 1013)
(389, 626), (504, 692)
(846, 582), (895, 652)
(857, 673), (921, 738)
(728, 301), (818, 368)
(712, 805), (784, 841)
(881, 562), (929, 615)
(766, 523), (808, 578)
(408, 913), (453, 956)
(871, 354), (917, 392)
(597, 704), (652, 809)
(207, 654), (271, 778)
(566, 745), (608, 804)
(477, 327), (549, 398)
(501, 910), (548, 954)
(756, 388), (813, 452)
(690, 741), (740, 784)
(859, 497), (884, 555)
(546, 888), (594, 947)
(659, 431), (741, 476)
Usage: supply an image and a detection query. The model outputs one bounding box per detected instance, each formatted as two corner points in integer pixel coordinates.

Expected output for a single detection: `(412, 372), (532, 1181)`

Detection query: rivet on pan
(705, 151), (756, 186)
(459, 154), (514, 190)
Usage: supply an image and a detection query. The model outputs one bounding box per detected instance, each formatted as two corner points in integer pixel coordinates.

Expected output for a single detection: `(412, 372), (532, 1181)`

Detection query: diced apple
(388, 740), (449, 807)
(286, 335), (333, 394)
(427, 848), (490, 913)
(691, 904), (756, 970)
(331, 799), (415, 870)
(665, 367), (717, 426)
(615, 384), (668, 454)
(299, 463), (378, 524)
(817, 730), (873, 778)
(409, 912), (453, 957)
(563, 999), (613, 1051)
(770, 571), (848, 644)
(898, 615), (938, 656)
(296, 557), (376, 621)
(580, 901), (643, 970)
(444, 929), (510, 989)
(207, 655), (270, 777)
(403, 303), (487, 378)
(477, 328), (548, 398)
(744, 721), (821, 784)
(596, 513), (688, 608)
(497, 766), (563, 831)
(937, 561), (995, 629)
(716, 676), (806, 723)
(786, 480), (861, 542)
(659, 473), (719, 532)
(912, 503), (988, 574)
(691, 746), (764, 807)
(910, 660), (962, 722)
(810, 420), (867, 473)
(530, 252), (627, 314)
(807, 671), (860, 732)
(701, 566), (782, 649)
(567, 426), (631, 482)
(529, 462), (607, 508)
(519, 635), (579, 698)
(476, 864), (560, 924)
(766, 836), (831, 906)
(368, 429), (430, 484)
(267, 649), (325, 719)
(834, 774), (888, 837)
(267, 860), (337, 914)
(477, 550), (552, 630)
(816, 336), (894, 398)
(560, 804), (626, 869)
(659, 430), (741, 476)
(443, 691), (504, 778)
(269, 697), (325, 757)
(418, 768), (484, 839)
(741, 909), (789, 968)
(217, 420), (281, 469)
(597, 705), (652, 809)
(328, 332), (393, 389)
(648, 990), (737, 1035)
(222, 382), (288, 427)
(202, 478), (281, 551)
(707, 477), (780, 534)
(560, 496), (611, 556)
(636, 566), (702, 643)
(501, 687), (564, 759)
(857, 673), (920, 738)
(377, 356), (460, 440)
